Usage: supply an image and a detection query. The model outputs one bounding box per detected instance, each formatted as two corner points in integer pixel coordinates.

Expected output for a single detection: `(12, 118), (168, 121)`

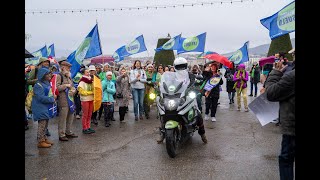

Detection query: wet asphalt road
(25, 81), (282, 180)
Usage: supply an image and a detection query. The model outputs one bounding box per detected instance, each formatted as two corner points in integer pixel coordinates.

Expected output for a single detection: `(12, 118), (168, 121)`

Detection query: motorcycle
(156, 71), (203, 158)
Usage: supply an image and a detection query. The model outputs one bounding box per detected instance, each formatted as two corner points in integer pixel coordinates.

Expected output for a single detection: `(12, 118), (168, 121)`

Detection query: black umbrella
(25, 49), (34, 58)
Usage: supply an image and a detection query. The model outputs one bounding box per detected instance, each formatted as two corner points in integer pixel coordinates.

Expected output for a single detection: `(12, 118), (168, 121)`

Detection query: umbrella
(90, 55), (114, 64)
(198, 51), (217, 58)
(259, 56), (275, 67)
(25, 49), (34, 58)
(203, 54), (233, 68)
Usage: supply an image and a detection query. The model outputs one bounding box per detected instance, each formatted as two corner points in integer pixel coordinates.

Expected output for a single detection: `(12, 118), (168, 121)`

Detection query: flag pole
(96, 19), (104, 66)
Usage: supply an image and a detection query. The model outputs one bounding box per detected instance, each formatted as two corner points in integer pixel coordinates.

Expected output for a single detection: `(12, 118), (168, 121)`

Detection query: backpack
(25, 83), (43, 112)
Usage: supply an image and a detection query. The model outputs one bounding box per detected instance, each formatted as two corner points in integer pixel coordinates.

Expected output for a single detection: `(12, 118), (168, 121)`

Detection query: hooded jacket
(265, 69), (295, 136)
(233, 64), (249, 89)
(31, 68), (55, 121)
(102, 78), (116, 103)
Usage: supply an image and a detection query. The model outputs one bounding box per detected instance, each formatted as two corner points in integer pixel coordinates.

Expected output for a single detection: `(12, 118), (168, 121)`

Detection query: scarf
(79, 75), (93, 84)
(233, 70), (246, 92)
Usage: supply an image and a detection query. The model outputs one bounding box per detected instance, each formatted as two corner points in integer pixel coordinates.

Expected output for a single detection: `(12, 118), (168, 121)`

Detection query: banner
(67, 24), (102, 78)
(177, 32), (206, 54)
(203, 75), (221, 91)
(228, 41), (249, 65)
(155, 34), (181, 52)
(46, 83), (57, 118)
(65, 88), (75, 113)
(47, 44), (55, 57)
(260, 1), (295, 40)
(248, 93), (279, 126)
(25, 45), (48, 65)
(113, 35), (148, 62)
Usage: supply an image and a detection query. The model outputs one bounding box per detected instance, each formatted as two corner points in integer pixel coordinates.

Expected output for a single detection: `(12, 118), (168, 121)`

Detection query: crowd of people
(24, 56), (269, 147)
(25, 48), (295, 179)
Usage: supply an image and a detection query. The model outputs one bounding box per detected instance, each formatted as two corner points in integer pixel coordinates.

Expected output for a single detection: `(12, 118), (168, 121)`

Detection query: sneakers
(249, 94), (253, 96)
(204, 114), (209, 121)
(76, 115), (81, 119)
(45, 139), (54, 145)
(38, 141), (51, 148)
(157, 134), (164, 144)
(82, 129), (91, 134)
(88, 128), (96, 133)
(237, 107), (241, 111)
(211, 117), (216, 122)
(245, 108), (249, 112)
(135, 116), (138, 121)
(201, 134), (208, 144)
(254, 94), (257, 97)
(139, 115), (144, 120)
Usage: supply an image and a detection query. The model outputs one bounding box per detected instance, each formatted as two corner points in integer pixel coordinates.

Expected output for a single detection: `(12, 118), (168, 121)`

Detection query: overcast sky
(25, 0), (295, 58)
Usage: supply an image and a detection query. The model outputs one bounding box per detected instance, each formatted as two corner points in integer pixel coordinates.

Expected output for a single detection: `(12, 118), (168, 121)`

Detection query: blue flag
(25, 45), (48, 65)
(177, 32), (206, 54)
(155, 34), (181, 52)
(113, 35), (148, 62)
(68, 24), (102, 78)
(47, 44), (55, 57)
(228, 41), (249, 65)
(112, 46), (126, 62)
(260, 1), (295, 40)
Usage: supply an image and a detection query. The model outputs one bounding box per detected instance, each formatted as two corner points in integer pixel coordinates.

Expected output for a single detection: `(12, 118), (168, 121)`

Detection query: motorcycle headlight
(168, 100), (176, 108)
(188, 91), (197, 99)
(149, 93), (156, 100)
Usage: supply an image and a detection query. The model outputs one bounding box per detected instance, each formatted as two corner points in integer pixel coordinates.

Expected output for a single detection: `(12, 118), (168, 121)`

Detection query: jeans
(132, 88), (145, 117)
(228, 92), (235, 101)
(250, 81), (258, 96)
(279, 134), (295, 180)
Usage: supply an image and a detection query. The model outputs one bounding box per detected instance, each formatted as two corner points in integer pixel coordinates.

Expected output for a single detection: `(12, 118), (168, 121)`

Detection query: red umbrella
(259, 56), (275, 67)
(203, 54), (233, 68)
(90, 55), (115, 64)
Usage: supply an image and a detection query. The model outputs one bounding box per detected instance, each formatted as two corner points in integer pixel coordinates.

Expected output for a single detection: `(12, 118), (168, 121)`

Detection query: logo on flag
(228, 41), (249, 65)
(260, 1), (295, 39)
(177, 32), (206, 54)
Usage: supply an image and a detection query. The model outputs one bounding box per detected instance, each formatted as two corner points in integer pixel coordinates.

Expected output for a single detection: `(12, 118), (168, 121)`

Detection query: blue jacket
(102, 79), (116, 103)
(31, 68), (55, 121)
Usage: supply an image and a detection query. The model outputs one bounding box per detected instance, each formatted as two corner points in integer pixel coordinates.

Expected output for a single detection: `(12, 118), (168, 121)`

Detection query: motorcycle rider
(157, 57), (208, 144)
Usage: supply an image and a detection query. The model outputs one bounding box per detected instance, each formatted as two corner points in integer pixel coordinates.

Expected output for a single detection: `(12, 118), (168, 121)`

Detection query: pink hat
(238, 64), (245, 69)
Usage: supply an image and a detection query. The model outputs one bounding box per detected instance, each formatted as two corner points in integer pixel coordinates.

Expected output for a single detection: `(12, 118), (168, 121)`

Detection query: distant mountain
(223, 38), (295, 57)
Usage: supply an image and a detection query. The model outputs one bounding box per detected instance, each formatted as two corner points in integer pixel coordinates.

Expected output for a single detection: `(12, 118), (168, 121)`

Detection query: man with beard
(56, 61), (78, 141)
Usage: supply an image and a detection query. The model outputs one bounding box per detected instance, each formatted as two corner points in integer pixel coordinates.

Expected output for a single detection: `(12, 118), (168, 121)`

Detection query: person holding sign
(233, 64), (249, 112)
(203, 63), (223, 122)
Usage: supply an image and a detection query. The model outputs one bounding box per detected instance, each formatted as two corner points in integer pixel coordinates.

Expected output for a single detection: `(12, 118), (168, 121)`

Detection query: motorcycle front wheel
(165, 128), (178, 158)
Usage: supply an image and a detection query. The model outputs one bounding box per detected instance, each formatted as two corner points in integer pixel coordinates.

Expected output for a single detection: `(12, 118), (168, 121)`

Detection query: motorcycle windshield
(160, 71), (190, 94)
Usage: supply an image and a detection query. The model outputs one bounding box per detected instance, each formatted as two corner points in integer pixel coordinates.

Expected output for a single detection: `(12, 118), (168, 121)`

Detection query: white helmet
(173, 57), (188, 71)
